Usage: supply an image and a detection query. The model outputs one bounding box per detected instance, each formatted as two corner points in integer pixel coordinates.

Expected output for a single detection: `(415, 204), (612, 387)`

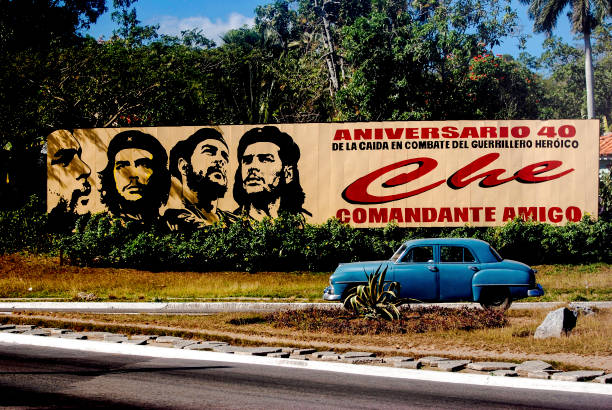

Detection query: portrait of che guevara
(99, 130), (171, 223)
(164, 128), (237, 231)
(47, 130), (92, 215)
(233, 126), (310, 221)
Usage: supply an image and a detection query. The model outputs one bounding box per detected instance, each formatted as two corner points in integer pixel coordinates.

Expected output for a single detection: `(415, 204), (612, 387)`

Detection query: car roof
(403, 238), (495, 258)
(404, 238), (490, 245)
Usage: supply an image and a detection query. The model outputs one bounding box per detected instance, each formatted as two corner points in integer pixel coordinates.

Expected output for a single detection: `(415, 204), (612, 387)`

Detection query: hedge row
(1, 197), (610, 271)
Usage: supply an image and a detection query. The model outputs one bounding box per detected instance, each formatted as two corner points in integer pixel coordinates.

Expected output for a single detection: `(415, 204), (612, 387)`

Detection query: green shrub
(0, 195), (52, 253)
(4, 198), (612, 269)
(343, 265), (407, 320)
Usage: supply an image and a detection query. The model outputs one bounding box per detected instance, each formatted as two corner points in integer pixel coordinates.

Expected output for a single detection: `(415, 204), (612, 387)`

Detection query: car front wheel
(479, 287), (512, 311)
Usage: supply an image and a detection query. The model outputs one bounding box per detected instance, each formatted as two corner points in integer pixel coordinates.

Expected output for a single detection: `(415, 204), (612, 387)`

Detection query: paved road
(0, 343), (609, 409)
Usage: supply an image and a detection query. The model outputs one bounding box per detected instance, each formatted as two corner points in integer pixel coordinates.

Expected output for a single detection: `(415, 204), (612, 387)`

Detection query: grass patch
(0, 254), (328, 301)
(1, 253), (610, 302)
(532, 263), (612, 302)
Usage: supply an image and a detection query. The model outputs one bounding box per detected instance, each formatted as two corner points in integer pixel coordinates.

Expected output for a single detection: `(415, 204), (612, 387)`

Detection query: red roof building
(601, 132), (612, 172)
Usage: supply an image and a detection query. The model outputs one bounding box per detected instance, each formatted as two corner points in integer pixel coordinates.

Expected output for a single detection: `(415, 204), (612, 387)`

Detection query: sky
(85, 0), (577, 58)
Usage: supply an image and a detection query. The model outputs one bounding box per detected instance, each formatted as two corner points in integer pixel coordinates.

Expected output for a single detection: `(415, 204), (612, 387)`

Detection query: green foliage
(343, 265), (407, 320)
(601, 170), (612, 220)
(0, 196), (51, 253)
(4, 198), (612, 268)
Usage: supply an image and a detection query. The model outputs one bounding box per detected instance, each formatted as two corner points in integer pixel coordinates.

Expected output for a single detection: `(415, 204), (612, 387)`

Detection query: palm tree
(519, 0), (612, 118)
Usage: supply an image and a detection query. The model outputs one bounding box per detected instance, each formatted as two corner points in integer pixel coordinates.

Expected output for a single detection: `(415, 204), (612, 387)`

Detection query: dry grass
(0, 254), (328, 301)
(533, 264), (612, 301)
(1, 254), (610, 302)
(5, 307), (611, 371)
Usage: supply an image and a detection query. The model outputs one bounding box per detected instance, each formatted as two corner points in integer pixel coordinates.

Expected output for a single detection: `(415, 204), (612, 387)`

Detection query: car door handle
(468, 266), (479, 272)
(427, 265), (438, 272)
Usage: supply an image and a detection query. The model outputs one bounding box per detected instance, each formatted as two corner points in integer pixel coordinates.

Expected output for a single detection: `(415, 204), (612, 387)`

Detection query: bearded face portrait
(99, 131), (170, 223)
(181, 138), (229, 209)
(47, 130), (91, 214)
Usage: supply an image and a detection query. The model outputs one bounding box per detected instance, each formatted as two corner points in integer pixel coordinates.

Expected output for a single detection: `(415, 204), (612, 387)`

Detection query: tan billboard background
(47, 120), (599, 228)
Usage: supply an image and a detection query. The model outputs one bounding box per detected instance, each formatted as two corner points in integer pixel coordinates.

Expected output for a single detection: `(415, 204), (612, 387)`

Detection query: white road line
(0, 333), (610, 396)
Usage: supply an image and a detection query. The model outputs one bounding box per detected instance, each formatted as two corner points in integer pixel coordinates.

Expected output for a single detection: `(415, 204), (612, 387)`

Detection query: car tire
(479, 287), (512, 311)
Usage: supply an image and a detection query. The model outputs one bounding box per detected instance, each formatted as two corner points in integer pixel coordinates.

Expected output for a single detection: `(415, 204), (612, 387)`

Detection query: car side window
(440, 246), (476, 263)
(400, 246), (433, 263)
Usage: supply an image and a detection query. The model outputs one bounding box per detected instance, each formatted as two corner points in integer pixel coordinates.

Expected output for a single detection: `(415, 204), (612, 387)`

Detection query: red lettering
(460, 127), (478, 138)
(423, 208), (437, 222)
(454, 207), (468, 222)
(438, 207), (452, 222)
(385, 128), (403, 139)
(405, 128), (419, 139)
(566, 206), (582, 222)
(518, 207), (537, 221)
(369, 208), (388, 223)
(511, 126), (530, 138)
(342, 158), (445, 204)
(480, 127), (497, 138)
(354, 208), (367, 223)
(548, 207), (563, 223)
(405, 208), (420, 222)
(336, 209), (350, 223)
(334, 129), (351, 141)
(515, 161), (574, 183)
(502, 207), (516, 221)
(389, 208), (403, 222)
(375, 129), (383, 139)
(422, 128), (439, 139)
(448, 153), (516, 189)
(470, 207), (483, 222)
(355, 129), (372, 140)
(441, 126), (459, 138)
(485, 207), (495, 222)
(344, 154), (573, 205)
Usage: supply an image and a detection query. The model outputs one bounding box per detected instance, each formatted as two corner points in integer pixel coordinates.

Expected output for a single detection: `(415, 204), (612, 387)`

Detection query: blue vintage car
(323, 238), (544, 309)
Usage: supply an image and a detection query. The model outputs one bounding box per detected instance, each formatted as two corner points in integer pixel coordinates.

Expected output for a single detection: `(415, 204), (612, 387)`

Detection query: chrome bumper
(323, 286), (342, 301)
(527, 283), (544, 297)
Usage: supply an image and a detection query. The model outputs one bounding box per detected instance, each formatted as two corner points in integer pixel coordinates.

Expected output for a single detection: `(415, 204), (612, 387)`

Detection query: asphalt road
(0, 343), (609, 410)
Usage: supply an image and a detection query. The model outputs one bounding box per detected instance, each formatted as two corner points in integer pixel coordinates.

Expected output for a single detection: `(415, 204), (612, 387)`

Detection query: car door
(392, 245), (439, 301)
(437, 245), (480, 301)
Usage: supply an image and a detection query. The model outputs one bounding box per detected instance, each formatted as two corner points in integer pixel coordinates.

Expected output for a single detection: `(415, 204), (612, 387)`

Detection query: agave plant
(343, 265), (409, 320)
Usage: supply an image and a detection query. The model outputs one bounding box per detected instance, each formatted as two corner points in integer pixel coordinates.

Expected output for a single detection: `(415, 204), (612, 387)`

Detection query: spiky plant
(343, 265), (409, 320)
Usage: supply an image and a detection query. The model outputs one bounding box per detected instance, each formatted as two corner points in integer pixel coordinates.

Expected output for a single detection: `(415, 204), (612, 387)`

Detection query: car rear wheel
(479, 287), (512, 311)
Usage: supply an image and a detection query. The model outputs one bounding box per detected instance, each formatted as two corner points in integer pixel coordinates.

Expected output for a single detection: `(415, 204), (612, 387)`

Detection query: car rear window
(440, 246), (476, 263)
(489, 246), (503, 261)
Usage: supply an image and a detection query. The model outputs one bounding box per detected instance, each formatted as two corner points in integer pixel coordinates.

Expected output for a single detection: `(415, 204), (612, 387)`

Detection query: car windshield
(489, 246), (503, 261)
(390, 244), (407, 262)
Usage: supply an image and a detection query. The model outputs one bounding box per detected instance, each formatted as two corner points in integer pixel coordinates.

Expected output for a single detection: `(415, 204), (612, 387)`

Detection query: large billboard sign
(47, 120), (599, 228)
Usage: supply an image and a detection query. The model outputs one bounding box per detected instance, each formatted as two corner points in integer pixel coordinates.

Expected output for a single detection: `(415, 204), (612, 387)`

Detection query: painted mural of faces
(187, 138), (229, 192)
(113, 148), (155, 202)
(241, 141), (290, 196)
(47, 130), (91, 214)
(99, 130), (170, 222)
(233, 126), (308, 219)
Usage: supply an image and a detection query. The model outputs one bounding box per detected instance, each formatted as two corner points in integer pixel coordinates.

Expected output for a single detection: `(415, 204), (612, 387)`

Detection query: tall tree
(519, 0), (612, 118)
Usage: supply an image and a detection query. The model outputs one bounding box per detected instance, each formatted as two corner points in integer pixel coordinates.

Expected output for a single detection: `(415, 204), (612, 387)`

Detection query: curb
(1, 301), (610, 313)
(0, 332), (610, 396)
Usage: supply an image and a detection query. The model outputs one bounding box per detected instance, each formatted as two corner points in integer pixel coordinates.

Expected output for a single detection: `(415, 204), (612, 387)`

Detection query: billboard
(47, 120), (599, 228)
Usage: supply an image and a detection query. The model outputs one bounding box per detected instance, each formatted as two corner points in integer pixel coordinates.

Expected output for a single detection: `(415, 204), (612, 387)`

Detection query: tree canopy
(0, 0), (610, 207)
